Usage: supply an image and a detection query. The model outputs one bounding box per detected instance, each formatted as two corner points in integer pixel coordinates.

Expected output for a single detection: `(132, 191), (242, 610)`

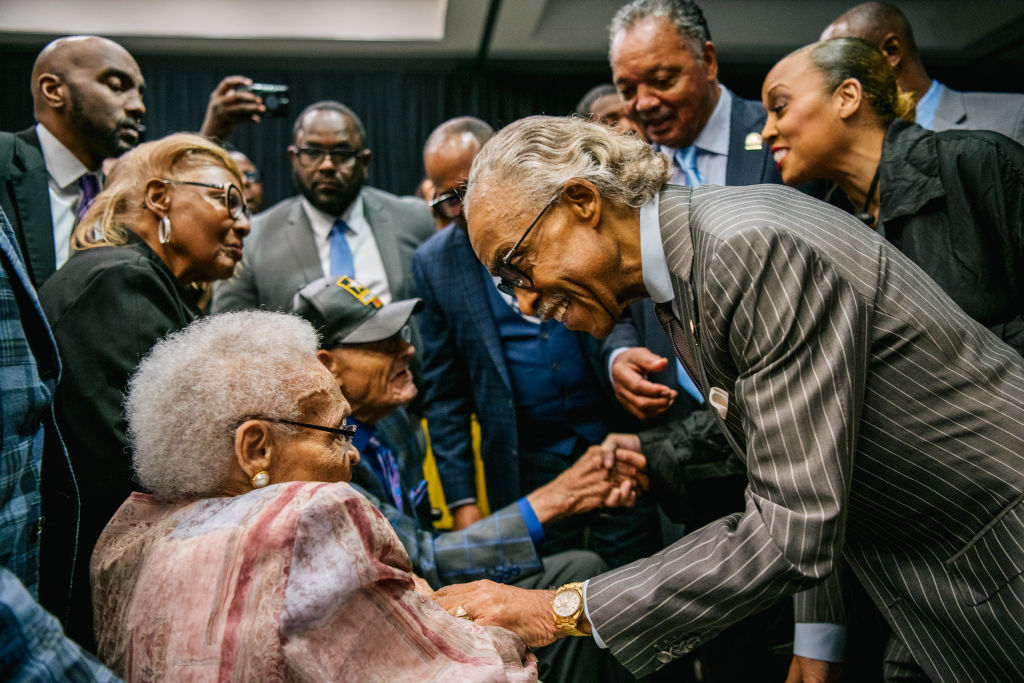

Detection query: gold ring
(454, 604), (471, 619)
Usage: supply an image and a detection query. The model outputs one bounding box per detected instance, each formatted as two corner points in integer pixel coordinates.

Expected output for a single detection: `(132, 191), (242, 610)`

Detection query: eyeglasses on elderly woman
(162, 179), (250, 221)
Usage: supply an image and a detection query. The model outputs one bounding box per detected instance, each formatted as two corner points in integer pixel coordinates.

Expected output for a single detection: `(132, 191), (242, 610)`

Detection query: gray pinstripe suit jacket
(586, 184), (1024, 680)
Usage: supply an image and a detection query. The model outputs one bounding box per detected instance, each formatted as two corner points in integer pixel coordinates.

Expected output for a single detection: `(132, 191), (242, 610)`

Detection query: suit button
(656, 650), (674, 664)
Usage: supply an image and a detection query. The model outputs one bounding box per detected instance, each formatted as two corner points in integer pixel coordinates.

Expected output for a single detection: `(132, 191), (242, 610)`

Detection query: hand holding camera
(199, 75), (290, 141)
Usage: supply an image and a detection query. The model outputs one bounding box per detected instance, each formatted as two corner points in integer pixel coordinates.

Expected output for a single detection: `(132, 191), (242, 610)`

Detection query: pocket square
(708, 386), (729, 420)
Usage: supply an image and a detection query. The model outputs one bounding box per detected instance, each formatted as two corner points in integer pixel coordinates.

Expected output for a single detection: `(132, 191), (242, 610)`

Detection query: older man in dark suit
(212, 101), (434, 313)
(434, 115), (1024, 683)
(604, 0), (785, 425)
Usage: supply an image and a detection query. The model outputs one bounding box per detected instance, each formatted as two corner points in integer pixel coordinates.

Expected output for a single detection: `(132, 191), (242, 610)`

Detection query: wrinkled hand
(527, 445), (647, 524)
(785, 655), (843, 683)
(435, 581), (565, 648)
(452, 503), (483, 530)
(611, 347), (677, 420)
(199, 75), (265, 140)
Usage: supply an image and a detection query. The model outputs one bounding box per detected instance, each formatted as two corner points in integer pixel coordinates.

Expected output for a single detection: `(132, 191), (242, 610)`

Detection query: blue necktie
(671, 146), (705, 403)
(675, 145), (704, 187)
(369, 435), (404, 513)
(328, 218), (354, 278)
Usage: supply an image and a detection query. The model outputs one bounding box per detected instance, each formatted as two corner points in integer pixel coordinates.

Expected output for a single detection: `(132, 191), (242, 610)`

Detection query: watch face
(553, 588), (582, 617)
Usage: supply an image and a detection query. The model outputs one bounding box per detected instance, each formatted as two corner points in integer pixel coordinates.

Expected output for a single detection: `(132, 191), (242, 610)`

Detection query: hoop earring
(158, 215), (172, 244)
(251, 470), (270, 488)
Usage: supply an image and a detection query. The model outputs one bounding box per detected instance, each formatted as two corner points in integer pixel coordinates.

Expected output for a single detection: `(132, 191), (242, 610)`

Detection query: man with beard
(212, 101), (434, 312)
(0, 35), (143, 288)
(0, 35), (265, 289)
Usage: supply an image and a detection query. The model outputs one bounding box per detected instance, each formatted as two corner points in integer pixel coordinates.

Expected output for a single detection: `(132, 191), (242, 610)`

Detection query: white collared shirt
(35, 123), (98, 268)
(655, 85), (733, 187)
(301, 193), (391, 303)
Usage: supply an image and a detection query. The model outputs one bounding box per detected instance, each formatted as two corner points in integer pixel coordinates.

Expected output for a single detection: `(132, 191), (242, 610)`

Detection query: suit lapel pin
(744, 132), (763, 151)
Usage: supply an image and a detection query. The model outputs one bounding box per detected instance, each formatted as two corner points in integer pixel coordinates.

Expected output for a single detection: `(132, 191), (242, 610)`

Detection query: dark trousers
(519, 444), (662, 569)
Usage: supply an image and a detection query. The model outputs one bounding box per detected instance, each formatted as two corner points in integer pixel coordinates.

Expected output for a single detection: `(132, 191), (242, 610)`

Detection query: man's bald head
(423, 117), (493, 229)
(821, 2), (931, 98)
(822, 3), (917, 53)
(31, 35), (146, 170)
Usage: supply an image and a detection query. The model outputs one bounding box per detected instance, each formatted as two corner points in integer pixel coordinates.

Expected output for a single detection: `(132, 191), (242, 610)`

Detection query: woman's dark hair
(805, 37), (916, 125)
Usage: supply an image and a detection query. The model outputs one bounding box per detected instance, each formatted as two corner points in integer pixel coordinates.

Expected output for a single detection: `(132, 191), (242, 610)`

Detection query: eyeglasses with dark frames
(162, 179), (249, 220)
(429, 186), (466, 220)
(495, 194), (559, 296)
(259, 417), (357, 448)
(290, 146), (364, 167)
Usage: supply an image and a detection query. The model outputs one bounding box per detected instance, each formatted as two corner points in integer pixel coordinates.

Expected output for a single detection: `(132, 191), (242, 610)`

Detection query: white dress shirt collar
(35, 123), (90, 190)
(639, 192), (674, 304)
(301, 193), (366, 241)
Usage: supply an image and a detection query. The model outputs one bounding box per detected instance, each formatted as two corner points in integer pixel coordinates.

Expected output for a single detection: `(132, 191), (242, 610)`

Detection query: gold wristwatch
(552, 582), (590, 637)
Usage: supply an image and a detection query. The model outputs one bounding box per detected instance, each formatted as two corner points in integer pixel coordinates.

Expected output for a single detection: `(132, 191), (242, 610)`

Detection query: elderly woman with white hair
(89, 310), (536, 681)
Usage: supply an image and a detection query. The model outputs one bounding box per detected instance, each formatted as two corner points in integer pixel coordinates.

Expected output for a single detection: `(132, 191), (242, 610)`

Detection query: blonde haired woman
(38, 132), (250, 648)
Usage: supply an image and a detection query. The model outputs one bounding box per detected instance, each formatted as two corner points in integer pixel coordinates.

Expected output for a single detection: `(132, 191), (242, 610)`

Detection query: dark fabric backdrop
(2, 46), (1021, 207)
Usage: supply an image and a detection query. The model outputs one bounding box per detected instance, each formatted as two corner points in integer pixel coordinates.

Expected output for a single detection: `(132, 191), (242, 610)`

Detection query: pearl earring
(251, 470), (270, 488)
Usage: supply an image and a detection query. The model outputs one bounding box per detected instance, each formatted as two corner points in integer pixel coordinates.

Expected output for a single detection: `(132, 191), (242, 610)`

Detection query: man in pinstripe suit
(435, 115), (1024, 682)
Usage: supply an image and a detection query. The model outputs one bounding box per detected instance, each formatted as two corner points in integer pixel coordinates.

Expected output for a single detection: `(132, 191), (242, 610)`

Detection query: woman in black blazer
(38, 132), (250, 649)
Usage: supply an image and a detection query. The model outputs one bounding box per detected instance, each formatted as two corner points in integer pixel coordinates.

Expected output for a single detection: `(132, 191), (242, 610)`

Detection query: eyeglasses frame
(162, 179), (249, 220)
(495, 193), (560, 296)
(289, 146), (367, 167)
(257, 417), (357, 449)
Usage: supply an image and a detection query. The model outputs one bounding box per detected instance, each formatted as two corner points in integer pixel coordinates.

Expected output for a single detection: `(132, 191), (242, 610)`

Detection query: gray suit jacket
(586, 184), (1024, 680)
(934, 82), (1024, 144)
(211, 186), (434, 312)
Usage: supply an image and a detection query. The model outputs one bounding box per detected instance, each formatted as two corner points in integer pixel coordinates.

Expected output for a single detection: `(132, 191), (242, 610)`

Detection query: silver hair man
(126, 310), (336, 499)
(608, 0), (711, 61)
(465, 115), (670, 219)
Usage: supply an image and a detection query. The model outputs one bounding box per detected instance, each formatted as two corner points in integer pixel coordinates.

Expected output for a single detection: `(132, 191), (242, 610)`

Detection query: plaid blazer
(1, 207), (116, 679)
(349, 408), (542, 589)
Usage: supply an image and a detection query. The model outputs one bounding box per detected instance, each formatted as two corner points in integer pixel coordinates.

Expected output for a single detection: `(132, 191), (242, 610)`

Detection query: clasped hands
(435, 433), (646, 644)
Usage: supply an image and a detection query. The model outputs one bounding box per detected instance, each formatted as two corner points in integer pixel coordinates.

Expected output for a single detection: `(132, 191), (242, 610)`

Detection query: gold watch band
(553, 582), (592, 637)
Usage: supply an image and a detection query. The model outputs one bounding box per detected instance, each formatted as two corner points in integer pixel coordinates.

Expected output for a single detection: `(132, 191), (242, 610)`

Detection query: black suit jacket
(0, 128), (56, 288)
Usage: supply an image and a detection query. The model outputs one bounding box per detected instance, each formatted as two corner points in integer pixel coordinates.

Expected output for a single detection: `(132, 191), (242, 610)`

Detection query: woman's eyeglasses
(162, 179), (249, 221)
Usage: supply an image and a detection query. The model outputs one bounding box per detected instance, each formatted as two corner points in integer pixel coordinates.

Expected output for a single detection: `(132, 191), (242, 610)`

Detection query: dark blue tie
(329, 218), (354, 277)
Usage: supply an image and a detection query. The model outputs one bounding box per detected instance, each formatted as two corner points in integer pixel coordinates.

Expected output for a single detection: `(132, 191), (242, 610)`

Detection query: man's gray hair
(127, 311), (336, 500)
(465, 115), (670, 218)
(609, 0), (712, 60)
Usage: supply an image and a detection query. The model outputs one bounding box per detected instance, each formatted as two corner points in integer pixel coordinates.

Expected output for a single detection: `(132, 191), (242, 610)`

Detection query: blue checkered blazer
(348, 408), (542, 590)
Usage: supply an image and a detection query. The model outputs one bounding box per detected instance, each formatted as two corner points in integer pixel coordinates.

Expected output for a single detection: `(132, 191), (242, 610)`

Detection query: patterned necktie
(675, 146), (704, 187)
(369, 435), (404, 513)
(328, 218), (354, 278)
(654, 303), (704, 402)
(77, 173), (100, 224)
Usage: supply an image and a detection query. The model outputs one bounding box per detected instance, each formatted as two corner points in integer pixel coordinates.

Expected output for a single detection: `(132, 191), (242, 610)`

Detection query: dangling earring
(158, 215), (172, 244)
(251, 470), (270, 488)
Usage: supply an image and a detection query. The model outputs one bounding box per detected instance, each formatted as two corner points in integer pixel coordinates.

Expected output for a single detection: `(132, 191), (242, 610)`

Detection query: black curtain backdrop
(2, 45), (1021, 208)
(1, 48), (620, 207)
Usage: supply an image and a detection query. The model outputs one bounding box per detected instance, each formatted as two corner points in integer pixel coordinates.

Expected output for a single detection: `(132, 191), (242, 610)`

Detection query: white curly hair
(126, 310), (336, 500)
